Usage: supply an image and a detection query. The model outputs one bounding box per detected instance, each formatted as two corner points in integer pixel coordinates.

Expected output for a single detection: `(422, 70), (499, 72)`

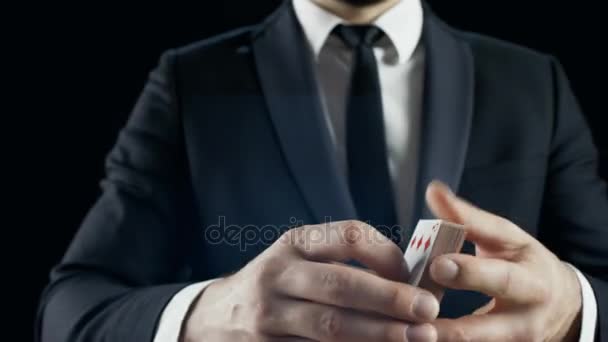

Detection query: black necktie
(334, 25), (399, 244)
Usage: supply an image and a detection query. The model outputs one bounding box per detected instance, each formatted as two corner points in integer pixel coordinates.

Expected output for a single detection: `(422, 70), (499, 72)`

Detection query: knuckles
(241, 256), (290, 336)
(495, 265), (515, 299)
(250, 300), (274, 333)
(383, 285), (401, 313)
(320, 270), (350, 303)
(278, 225), (311, 247)
(279, 226), (302, 246)
(447, 324), (473, 342)
(318, 309), (343, 339)
(341, 221), (363, 246)
(518, 316), (547, 342)
(249, 255), (290, 295)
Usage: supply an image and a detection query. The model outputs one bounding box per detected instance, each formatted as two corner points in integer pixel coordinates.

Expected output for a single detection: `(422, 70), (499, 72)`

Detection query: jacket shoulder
(154, 24), (261, 91)
(455, 29), (551, 65)
(170, 25), (259, 60)
(442, 22), (558, 98)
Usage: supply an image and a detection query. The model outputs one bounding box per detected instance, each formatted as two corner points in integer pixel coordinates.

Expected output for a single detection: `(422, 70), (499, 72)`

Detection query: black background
(12, 0), (606, 338)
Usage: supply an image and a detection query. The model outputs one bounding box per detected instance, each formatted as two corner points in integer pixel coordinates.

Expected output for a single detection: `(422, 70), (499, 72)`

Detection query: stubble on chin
(337, 0), (387, 7)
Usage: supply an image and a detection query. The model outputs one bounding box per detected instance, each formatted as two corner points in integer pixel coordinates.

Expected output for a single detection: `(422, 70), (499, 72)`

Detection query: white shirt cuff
(153, 279), (219, 342)
(566, 264), (598, 342)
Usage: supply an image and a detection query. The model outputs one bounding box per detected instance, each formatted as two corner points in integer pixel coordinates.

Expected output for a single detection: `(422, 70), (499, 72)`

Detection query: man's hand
(425, 181), (582, 342)
(183, 220), (439, 341)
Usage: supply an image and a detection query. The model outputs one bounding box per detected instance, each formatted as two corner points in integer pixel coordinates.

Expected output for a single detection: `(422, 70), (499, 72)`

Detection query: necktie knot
(334, 24), (384, 48)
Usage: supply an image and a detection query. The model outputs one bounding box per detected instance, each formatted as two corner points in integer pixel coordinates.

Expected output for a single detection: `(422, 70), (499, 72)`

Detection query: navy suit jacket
(37, 2), (608, 341)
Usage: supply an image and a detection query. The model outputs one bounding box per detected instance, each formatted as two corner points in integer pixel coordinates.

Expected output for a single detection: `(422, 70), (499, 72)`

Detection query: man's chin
(338, 0), (387, 7)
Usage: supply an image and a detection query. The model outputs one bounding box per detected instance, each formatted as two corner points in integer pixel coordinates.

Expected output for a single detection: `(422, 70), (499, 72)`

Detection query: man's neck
(311, 0), (400, 24)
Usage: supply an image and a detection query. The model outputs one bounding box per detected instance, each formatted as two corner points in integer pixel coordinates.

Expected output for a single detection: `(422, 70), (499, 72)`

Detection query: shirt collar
(292, 0), (423, 64)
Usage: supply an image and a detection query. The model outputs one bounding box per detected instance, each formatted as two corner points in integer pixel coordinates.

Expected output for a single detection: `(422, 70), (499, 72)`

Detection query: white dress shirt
(154, 0), (597, 340)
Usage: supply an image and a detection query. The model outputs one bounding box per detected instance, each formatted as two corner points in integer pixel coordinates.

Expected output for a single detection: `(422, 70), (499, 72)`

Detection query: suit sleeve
(538, 58), (608, 342)
(35, 50), (199, 342)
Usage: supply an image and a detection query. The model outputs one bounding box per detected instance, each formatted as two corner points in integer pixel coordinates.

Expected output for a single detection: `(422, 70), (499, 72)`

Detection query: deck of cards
(404, 220), (465, 301)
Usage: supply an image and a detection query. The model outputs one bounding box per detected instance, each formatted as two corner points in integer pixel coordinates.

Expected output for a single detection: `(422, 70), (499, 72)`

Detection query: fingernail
(406, 323), (437, 341)
(434, 258), (459, 282)
(412, 292), (439, 321)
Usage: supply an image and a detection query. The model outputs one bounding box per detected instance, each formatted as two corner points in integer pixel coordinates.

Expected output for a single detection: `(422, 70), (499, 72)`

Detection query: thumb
(424, 181), (462, 224)
(425, 180), (530, 249)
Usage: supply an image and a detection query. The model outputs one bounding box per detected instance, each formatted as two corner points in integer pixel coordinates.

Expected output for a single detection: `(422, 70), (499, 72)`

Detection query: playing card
(404, 220), (465, 301)
(404, 220), (440, 286)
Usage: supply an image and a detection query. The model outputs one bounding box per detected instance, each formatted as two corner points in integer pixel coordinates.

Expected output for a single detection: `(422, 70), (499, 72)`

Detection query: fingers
(268, 299), (437, 342)
(282, 220), (408, 282)
(276, 260), (439, 323)
(430, 253), (547, 305)
(433, 314), (527, 342)
(472, 299), (496, 315)
(425, 181), (531, 249)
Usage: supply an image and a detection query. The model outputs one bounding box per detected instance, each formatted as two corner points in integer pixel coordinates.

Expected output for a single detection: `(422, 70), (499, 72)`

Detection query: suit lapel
(252, 2), (357, 224)
(409, 8), (475, 232)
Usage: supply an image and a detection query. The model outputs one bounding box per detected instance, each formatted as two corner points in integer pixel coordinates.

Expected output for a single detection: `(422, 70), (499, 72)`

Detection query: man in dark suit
(36, 0), (607, 341)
